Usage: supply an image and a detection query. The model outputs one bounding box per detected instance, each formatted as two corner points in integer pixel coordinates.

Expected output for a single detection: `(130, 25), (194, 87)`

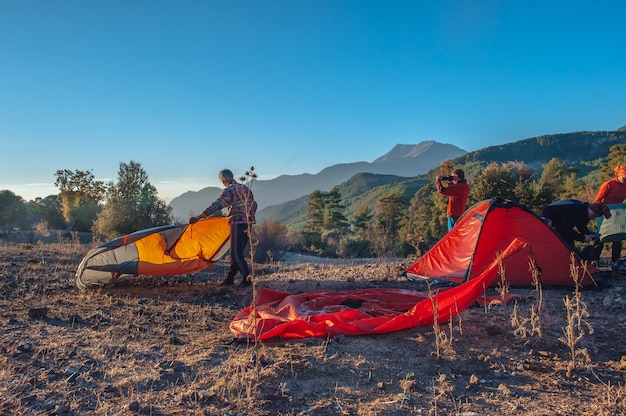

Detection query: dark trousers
(581, 241), (623, 263)
(581, 242), (603, 263)
(610, 241), (623, 263)
(227, 223), (250, 280)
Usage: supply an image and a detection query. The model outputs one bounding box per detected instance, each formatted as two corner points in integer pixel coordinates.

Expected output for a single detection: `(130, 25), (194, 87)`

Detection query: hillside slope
(169, 141), (466, 220)
(256, 130), (626, 228)
(257, 173), (428, 229)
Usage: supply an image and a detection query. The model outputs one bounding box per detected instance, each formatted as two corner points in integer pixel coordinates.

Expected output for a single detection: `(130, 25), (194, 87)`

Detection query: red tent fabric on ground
(231, 238), (527, 341)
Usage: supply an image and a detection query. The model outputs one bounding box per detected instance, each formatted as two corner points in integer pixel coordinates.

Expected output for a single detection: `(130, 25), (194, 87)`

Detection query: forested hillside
(257, 173), (428, 230)
(261, 131), (626, 227)
(254, 131), (625, 260)
(1, 130), (624, 262)
(456, 131), (625, 175)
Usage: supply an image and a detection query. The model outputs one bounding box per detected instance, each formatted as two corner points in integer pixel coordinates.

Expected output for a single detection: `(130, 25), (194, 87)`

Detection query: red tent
(406, 197), (601, 287)
(230, 198), (605, 341)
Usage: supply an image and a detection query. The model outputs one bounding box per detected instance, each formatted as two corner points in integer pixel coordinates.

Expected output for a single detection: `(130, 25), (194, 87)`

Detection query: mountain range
(168, 140), (467, 221)
(168, 129), (626, 228)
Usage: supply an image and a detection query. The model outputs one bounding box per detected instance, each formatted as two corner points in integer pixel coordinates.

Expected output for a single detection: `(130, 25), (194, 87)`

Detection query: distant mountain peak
(373, 141), (465, 163)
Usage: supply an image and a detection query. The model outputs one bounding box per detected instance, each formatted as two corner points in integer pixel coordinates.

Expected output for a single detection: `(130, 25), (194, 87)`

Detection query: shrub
(252, 220), (288, 263)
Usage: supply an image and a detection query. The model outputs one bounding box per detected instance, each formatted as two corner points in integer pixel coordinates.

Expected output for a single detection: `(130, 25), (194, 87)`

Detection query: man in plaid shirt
(189, 169), (257, 287)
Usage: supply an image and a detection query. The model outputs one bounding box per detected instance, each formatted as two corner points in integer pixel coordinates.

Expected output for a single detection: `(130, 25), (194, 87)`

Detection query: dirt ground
(1, 239), (626, 415)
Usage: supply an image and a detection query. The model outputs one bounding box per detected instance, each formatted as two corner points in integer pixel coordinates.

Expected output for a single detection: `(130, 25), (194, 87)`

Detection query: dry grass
(1, 240), (626, 415)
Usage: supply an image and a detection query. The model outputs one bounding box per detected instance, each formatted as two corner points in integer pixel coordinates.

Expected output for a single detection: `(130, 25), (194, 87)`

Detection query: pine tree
(323, 187), (349, 234)
(306, 190), (325, 233)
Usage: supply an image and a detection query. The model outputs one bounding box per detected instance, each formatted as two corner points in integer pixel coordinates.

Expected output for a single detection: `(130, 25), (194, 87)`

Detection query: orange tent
(76, 217), (230, 289)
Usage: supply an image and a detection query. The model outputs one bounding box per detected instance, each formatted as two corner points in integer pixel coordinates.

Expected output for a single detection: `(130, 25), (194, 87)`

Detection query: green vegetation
(270, 136), (626, 259)
(1, 131), (625, 258)
(0, 190), (26, 233)
(0, 161), (171, 240)
(93, 161), (172, 239)
(54, 169), (106, 232)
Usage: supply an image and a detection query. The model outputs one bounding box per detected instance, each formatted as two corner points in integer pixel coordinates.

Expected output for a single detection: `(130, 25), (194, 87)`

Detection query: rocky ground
(1, 239), (626, 415)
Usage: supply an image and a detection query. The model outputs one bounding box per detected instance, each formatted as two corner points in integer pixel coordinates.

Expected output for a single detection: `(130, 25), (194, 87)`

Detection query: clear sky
(1, 1), (625, 203)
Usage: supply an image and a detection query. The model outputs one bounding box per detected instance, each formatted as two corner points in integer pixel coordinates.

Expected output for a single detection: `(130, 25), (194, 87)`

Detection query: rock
(69, 314), (86, 325)
(28, 307), (48, 319)
(43, 400), (56, 410)
(603, 291), (615, 309)
(469, 374), (479, 385)
(486, 321), (504, 336)
(498, 383), (512, 396)
(20, 394), (37, 405)
(169, 335), (184, 345)
(172, 364), (189, 373)
(17, 343), (33, 353)
(52, 404), (70, 414)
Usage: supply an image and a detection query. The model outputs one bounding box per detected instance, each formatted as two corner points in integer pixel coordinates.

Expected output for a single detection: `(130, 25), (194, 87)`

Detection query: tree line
(0, 161), (172, 240)
(1, 144), (625, 262)
(286, 143), (626, 259)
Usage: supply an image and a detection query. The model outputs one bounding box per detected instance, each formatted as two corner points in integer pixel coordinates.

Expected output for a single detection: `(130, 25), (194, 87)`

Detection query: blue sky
(1, 1), (625, 202)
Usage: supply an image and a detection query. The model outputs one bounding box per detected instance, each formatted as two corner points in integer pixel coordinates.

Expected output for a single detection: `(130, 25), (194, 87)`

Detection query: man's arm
(189, 189), (231, 223)
(435, 176), (445, 193)
(594, 181), (610, 203)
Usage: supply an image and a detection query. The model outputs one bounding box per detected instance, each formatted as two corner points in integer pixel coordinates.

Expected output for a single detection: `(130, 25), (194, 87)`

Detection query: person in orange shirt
(436, 168), (470, 231)
(594, 165), (626, 263)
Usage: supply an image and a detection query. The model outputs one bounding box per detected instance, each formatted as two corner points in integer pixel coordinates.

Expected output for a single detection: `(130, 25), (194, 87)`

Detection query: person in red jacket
(594, 165), (626, 263)
(436, 168), (470, 231)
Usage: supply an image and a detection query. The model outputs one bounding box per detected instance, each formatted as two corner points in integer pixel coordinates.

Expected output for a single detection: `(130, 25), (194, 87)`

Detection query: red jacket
(594, 178), (626, 205)
(437, 179), (470, 218)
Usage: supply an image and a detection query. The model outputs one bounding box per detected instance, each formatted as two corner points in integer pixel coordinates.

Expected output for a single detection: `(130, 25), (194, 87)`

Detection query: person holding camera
(436, 168), (470, 231)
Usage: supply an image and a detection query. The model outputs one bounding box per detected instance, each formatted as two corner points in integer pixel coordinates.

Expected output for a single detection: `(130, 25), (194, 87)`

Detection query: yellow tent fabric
(76, 217), (231, 289)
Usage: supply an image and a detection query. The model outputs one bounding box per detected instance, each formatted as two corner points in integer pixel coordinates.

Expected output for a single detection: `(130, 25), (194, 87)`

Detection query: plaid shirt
(201, 182), (257, 225)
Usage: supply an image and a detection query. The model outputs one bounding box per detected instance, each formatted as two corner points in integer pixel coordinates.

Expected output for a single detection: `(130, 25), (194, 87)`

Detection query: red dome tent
(405, 197), (601, 287)
(230, 198), (608, 341)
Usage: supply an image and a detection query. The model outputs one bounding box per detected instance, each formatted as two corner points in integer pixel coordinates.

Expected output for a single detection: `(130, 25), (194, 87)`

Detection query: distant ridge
(253, 129), (626, 229)
(168, 141), (467, 220)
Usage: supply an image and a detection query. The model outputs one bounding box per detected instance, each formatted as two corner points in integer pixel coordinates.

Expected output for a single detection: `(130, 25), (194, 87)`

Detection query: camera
(441, 176), (454, 181)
